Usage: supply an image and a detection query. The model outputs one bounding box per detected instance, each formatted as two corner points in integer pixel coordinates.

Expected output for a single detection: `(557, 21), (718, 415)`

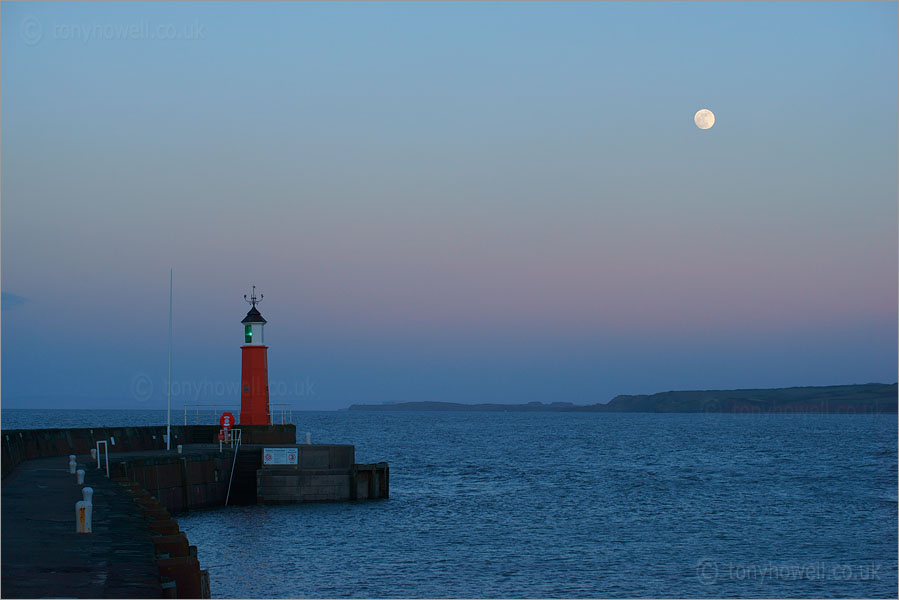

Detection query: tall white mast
(167, 268), (173, 450)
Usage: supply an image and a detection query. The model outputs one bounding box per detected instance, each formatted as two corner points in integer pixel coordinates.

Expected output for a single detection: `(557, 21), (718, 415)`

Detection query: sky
(2, 2), (897, 410)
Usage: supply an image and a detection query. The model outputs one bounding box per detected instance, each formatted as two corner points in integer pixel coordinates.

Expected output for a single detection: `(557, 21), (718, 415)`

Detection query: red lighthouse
(240, 286), (270, 425)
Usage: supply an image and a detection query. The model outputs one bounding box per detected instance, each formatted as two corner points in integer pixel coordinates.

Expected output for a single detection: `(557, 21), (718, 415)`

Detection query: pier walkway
(1, 454), (161, 599)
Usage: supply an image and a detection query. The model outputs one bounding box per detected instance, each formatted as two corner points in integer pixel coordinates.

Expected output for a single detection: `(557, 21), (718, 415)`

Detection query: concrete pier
(2, 424), (388, 511)
(1, 424), (389, 598)
(255, 444), (389, 504)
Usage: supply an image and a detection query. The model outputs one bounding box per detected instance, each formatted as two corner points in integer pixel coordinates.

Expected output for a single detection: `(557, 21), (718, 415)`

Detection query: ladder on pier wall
(224, 447), (262, 505)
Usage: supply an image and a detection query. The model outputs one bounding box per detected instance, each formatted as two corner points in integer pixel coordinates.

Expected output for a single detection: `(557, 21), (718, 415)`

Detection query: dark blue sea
(3, 408), (896, 598)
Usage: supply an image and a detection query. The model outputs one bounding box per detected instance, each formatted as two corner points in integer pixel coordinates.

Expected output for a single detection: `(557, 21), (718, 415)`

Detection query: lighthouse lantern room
(240, 286), (271, 425)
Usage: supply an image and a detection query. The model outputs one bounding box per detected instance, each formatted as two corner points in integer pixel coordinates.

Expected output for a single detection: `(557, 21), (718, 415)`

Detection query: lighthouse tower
(240, 286), (270, 425)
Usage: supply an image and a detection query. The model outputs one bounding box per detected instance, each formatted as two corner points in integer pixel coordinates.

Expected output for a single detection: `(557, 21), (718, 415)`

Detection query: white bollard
(76, 469), (85, 484)
(305, 432), (311, 445)
(177, 444), (183, 454)
(68, 456), (77, 474)
(90, 448), (97, 460)
(75, 500), (92, 533)
(82, 487), (93, 504)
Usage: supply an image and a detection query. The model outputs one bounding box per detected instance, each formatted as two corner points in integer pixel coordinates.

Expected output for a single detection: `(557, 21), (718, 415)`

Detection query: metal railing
(181, 403), (293, 425)
(183, 404), (239, 425)
(270, 404), (293, 425)
(219, 428), (240, 449)
(96, 440), (109, 478)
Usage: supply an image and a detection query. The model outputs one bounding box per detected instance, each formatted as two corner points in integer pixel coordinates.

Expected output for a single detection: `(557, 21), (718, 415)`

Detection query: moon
(694, 108), (715, 130)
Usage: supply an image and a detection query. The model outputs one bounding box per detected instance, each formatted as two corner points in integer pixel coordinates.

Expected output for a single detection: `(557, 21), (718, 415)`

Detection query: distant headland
(349, 383), (898, 413)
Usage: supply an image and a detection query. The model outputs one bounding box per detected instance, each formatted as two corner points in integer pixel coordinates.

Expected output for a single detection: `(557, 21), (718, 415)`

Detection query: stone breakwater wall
(118, 478), (212, 598)
(1, 424), (296, 478)
(112, 448), (243, 513)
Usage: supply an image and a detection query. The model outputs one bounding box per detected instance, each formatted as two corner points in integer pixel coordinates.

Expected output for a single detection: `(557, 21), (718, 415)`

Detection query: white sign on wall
(263, 447), (298, 465)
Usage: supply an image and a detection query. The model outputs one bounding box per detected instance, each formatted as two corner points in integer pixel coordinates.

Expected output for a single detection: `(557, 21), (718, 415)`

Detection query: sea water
(3, 408), (896, 598)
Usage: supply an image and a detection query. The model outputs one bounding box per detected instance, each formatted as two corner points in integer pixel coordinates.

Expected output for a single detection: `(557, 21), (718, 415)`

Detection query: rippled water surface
(4, 409), (896, 597)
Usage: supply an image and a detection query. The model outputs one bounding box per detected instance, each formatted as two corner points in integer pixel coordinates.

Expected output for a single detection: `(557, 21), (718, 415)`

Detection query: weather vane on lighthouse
(244, 285), (263, 308)
(240, 285), (270, 425)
